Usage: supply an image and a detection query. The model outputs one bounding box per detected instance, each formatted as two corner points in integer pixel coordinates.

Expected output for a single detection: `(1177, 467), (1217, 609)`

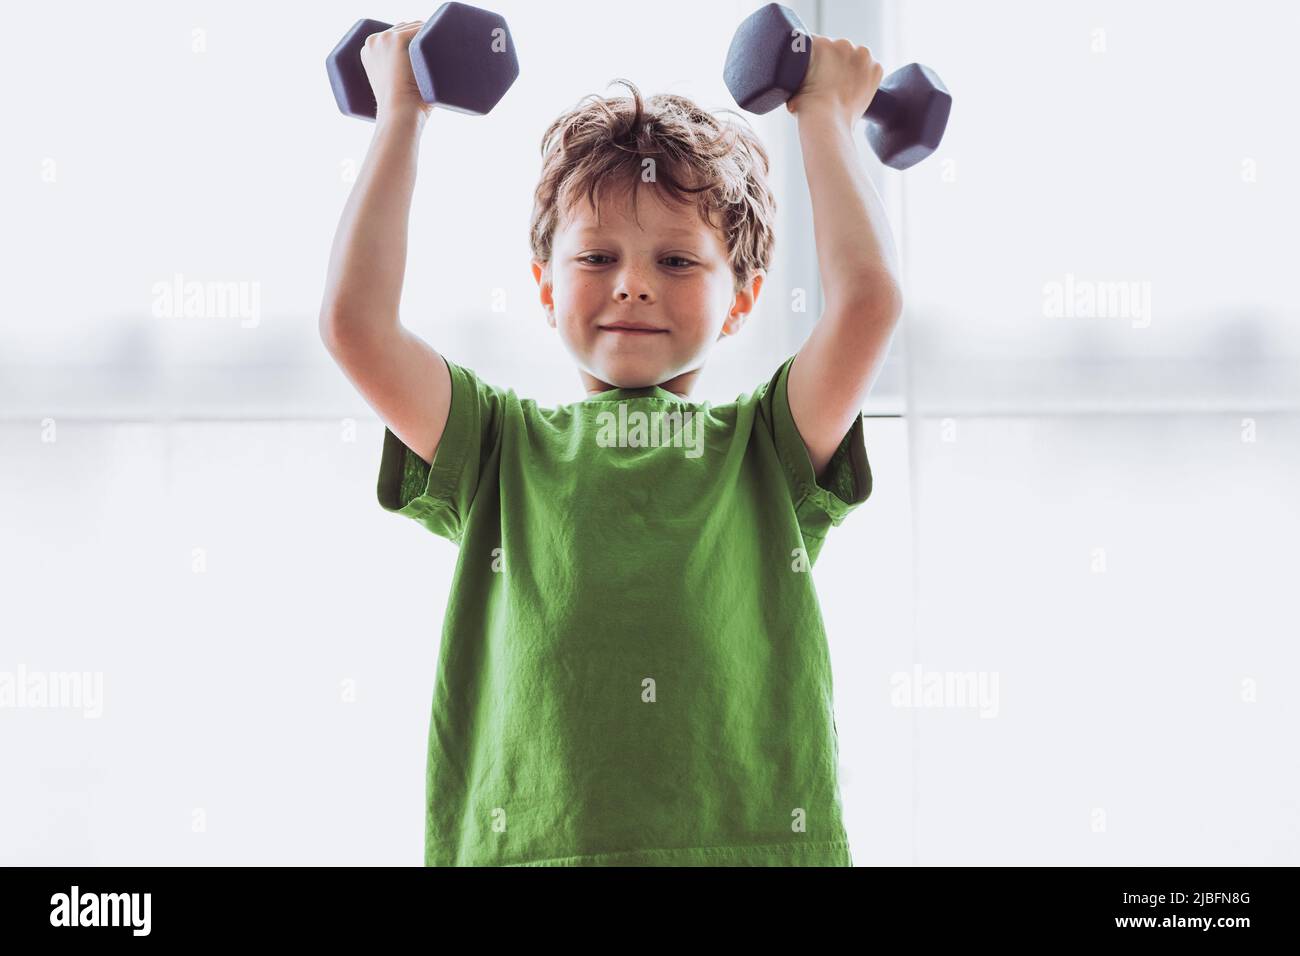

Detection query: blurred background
(1, 0), (1296, 865)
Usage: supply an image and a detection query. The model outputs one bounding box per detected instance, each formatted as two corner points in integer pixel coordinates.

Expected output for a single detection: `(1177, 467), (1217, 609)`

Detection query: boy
(320, 22), (901, 866)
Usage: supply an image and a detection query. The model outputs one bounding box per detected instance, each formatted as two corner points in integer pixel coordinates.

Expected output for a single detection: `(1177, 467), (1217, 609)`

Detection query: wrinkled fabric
(376, 352), (872, 866)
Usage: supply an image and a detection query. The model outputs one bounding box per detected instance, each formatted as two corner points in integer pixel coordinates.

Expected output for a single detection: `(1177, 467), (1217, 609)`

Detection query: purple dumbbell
(326, 2), (519, 121)
(723, 2), (951, 169)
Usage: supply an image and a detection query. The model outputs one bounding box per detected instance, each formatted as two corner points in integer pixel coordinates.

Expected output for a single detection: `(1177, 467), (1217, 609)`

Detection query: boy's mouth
(600, 323), (667, 335)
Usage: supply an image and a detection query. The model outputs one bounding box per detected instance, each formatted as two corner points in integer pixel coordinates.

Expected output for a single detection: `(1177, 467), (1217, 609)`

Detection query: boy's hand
(786, 35), (885, 126)
(360, 21), (432, 120)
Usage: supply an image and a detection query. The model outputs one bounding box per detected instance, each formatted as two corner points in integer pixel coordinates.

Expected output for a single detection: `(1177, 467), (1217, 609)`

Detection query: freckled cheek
(559, 277), (609, 324)
(665, 282), (718, 331)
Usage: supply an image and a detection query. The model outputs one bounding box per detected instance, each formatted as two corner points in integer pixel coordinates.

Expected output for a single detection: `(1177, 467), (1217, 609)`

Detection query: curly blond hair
(529, 79), (776, 294)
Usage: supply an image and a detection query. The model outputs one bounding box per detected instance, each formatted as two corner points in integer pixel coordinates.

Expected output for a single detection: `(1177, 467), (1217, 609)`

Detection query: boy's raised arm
(784, 36), (905, 482)
(318, 23), (450, 467)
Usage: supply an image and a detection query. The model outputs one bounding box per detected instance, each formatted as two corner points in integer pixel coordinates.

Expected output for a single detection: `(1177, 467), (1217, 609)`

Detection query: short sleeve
(376, 354), (504, 544)
(756, 352), (873, 543)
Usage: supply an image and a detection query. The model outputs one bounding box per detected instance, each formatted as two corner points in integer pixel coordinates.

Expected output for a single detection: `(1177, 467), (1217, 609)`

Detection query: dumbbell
(723, 2), (950, 170)
(326, 1), (519, 120)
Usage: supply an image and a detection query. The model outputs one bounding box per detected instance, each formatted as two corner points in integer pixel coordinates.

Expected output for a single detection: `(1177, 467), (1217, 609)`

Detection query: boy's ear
(720, 269), (765, 339)
(531, 260), (556, 327)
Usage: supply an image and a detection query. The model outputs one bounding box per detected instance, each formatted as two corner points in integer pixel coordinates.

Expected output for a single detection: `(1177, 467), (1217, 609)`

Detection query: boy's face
(532, 184), (763, 398)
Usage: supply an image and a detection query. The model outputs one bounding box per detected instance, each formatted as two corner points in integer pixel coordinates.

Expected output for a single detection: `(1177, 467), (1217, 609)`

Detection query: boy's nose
(613, 266), (655, 302)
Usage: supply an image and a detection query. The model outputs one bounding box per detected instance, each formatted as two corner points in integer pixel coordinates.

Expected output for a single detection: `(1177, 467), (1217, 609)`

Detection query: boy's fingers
(368, 21), (422, 43)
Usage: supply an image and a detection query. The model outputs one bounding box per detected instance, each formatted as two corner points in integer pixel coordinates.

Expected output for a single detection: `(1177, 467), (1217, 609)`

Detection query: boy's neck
(582, 367), (698, 400)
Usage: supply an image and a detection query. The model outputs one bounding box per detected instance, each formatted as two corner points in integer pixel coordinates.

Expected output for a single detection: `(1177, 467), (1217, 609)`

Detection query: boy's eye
(577, 254), (695, 268)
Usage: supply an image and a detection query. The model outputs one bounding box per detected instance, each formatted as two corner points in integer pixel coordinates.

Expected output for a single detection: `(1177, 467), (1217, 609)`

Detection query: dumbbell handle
(864, 85), (900, 126)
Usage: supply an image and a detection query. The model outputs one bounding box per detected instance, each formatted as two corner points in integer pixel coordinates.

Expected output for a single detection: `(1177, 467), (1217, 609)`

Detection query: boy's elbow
(832, 274), (904, 326)
(318, 305), (369, 355)
(319, 309), (348, 356)
(883, 282), (904, 323)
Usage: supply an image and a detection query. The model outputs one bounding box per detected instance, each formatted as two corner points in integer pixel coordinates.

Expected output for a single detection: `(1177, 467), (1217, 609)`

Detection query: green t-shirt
(376, 352), (872, 866)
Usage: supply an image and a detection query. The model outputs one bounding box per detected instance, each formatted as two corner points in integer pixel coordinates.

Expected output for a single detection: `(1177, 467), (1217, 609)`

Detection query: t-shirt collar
(582, 384), (691, 405)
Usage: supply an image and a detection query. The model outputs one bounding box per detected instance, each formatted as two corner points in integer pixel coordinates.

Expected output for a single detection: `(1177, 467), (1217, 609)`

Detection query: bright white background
(1, 0), (1296, 865)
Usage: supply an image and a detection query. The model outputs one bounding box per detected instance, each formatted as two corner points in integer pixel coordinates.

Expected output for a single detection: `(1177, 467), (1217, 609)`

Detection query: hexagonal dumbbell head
(409, 2), (519, 116)
(863, 63), (951, 170)
(722, 2), (811, 115)
(326, 18), (394, 120)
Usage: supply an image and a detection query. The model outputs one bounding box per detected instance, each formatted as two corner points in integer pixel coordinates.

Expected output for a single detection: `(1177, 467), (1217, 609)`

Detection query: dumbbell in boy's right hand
(359, 21), (432, 121)
(328, 7), (518, 121)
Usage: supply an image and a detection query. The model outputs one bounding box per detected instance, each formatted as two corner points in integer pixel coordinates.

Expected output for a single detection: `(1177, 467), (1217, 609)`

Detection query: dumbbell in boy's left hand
(785, 34), (885, 125)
